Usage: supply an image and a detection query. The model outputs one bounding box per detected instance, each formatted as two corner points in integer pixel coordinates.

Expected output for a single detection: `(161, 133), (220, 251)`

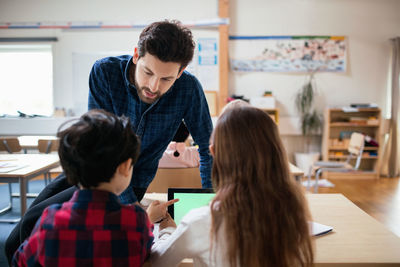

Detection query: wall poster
(187, 37), (219, 91)
(230, 36), (347, 73)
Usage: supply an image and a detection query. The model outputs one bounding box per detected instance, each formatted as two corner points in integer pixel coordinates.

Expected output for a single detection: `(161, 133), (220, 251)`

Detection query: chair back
(347, 132), (365, 169)
(0, 137), (22, 153)
(38, 139), (60, 154)
(348, 132), (365, 155)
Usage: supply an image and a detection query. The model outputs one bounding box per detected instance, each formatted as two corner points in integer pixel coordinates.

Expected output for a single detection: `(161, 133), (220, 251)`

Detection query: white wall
(229, 0), (400, 117)
(0, 0), (217, 22)
(0, 0), (218, 116)
(227, 0), (400, 158)
(1, 0), (399, 155)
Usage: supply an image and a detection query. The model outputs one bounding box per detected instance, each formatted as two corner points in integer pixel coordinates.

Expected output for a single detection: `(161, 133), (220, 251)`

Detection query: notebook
(167, 188), (333, 236)
(310, 221), (333, 236)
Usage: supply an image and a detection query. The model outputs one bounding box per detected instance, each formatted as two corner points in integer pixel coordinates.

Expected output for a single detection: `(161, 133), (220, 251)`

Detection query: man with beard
(88, 20), (213, 204)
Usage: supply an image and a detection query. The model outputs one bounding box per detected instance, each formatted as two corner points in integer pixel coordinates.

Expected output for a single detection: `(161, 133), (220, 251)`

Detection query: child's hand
(147, 198), (179, 223)
(159, 212), (176, 230)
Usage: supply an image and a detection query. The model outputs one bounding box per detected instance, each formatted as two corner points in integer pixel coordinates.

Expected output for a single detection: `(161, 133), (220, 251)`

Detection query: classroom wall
(229, 0), (400, 117)
(1, 0), (399, 157)
(0, 0), (217, 22)
(229, 0), (400, 158)
(0, 0), (218, 115)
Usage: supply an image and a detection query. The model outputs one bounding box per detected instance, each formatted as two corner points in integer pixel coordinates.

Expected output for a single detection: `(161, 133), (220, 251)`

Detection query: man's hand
(146, 198), (179, 223)
(159, 212), (176, 230)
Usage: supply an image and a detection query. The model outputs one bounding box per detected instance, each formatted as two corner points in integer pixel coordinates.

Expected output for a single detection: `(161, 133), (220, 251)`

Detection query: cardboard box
(250, 96), (276, 109)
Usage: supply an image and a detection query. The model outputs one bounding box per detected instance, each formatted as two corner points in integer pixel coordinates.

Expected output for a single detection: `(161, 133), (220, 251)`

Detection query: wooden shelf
(328, 108), (380, 112)
(328, 156), (378, 159)
(322, 108), (382, 179)
(330, 123), (379, 127)
(329, 146), (378, 151)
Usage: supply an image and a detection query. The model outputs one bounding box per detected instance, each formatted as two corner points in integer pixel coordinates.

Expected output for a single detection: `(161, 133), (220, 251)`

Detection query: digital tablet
(168, 188), (215, 225)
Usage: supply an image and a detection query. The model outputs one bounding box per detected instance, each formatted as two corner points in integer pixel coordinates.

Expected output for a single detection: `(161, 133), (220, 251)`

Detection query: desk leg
(19, 177), (27, 217)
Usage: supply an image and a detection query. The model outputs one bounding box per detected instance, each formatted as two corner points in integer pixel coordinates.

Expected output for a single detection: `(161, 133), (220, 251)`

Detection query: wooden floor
(310, 176), (400, 237)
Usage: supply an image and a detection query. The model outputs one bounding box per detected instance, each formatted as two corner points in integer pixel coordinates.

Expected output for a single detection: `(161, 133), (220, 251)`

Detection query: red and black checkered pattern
(12, 189), (154, 267)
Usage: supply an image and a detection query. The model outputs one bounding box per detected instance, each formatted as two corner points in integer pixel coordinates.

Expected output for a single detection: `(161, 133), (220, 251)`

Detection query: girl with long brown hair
(151, 102), (314, 267)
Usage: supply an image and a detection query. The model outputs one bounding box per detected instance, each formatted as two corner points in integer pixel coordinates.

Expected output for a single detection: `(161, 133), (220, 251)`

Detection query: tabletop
(0, 154), (59, 177)
(143, 193), (400, 266)
(307, 193), (400, 265)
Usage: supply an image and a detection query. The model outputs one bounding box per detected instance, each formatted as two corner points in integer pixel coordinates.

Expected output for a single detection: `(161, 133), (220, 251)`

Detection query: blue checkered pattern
(88, 55), (213, 203)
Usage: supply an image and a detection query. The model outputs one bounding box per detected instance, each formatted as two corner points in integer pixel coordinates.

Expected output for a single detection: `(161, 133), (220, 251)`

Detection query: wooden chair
(38, 138), (60, 184)
(0, 137), (22, 153)
(308, 132), (365, 192)
(0, 137), (22, 214)
(38, 138), (59, 154)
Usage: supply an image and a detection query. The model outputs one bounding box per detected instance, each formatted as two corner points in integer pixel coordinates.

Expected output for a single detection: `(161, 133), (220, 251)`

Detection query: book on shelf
(365, 135), (379, 147)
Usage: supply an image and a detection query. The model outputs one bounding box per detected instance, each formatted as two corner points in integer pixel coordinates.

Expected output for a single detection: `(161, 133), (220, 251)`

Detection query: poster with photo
(230, 36), (346, 73)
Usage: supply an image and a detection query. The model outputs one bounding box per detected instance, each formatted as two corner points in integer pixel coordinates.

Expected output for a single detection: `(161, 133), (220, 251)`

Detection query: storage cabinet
(321, 108), (382, 179)
(260, 108), (279, 124)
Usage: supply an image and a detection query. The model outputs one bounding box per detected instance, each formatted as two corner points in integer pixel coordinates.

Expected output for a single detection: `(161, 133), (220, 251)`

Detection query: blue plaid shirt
(88, 55), (213, 203)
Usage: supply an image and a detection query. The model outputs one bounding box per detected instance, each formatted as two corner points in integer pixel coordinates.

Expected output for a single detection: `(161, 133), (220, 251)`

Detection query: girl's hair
(57, 109), (140, 188)
(210, 105), (313, 267)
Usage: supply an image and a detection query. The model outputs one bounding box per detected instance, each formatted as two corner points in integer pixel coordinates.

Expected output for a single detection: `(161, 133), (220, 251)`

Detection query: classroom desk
(142, 193), (400, 266)
(308, 193), (400, 266)
(0, 154), (60, 222)
(18, 135), (57, 153)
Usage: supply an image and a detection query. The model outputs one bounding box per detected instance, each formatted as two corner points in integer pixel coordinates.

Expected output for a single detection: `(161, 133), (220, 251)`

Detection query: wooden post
(218, 0), (229, 114)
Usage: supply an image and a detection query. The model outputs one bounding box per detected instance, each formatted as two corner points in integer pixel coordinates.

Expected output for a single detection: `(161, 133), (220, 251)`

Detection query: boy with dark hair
(12, 110), (154, 267)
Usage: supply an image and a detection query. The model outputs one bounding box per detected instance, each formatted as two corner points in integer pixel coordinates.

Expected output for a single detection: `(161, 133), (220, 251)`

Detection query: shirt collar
(124, 56), (136, 89)
(70, 189), (120, 204)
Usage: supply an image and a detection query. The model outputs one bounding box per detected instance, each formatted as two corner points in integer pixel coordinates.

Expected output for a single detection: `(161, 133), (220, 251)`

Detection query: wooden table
(143, 193), (400, 266)
(308, 193), (400, 266)
(0, 154), (60, 222)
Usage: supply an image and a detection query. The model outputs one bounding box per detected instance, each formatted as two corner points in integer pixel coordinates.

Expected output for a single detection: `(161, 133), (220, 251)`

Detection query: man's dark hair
(57, 109), (140, 188)
(137, 20), (195, 69)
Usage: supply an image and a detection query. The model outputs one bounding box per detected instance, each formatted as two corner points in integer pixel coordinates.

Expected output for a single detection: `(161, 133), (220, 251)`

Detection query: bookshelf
(321, 108), (382, 179)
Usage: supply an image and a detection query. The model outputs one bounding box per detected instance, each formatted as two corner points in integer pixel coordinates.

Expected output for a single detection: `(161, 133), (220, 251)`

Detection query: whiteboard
(72, 51), (129, 116)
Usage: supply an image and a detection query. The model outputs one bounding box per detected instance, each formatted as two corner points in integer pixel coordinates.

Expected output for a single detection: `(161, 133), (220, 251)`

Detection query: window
(0, 44), (53, 116)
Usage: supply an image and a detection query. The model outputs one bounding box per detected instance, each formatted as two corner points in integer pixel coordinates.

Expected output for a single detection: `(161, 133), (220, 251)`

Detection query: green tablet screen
(168, 188), (215, 225)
